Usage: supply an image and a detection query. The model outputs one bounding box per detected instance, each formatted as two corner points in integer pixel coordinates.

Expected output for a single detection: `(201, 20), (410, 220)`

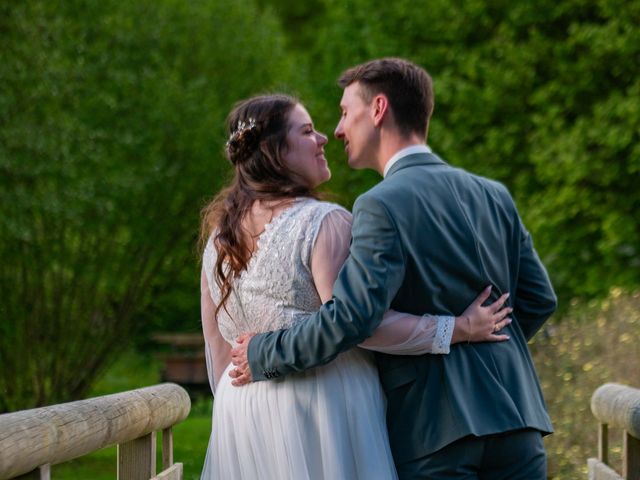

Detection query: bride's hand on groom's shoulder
(229, 333), (256, 386)
(453, 286), (512, 344)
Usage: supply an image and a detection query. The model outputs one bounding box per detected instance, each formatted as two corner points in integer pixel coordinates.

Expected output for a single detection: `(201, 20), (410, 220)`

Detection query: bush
(0, 0), (293, 411)
(272, 0), (640, 303)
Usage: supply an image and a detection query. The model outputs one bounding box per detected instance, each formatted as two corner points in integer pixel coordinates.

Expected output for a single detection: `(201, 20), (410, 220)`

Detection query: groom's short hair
(338, 58), (434, 139)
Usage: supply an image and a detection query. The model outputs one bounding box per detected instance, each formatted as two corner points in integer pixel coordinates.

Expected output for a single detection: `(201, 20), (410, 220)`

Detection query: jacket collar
(385, 152), (447, 178)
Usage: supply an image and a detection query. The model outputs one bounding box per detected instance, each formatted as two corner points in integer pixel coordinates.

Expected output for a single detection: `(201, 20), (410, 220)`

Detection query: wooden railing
(0, 383), (191, 480)
(589, 383), (640, 480)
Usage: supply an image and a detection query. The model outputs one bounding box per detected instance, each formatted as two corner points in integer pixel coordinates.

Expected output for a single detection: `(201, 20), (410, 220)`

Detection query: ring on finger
(493, 324), (500, 332)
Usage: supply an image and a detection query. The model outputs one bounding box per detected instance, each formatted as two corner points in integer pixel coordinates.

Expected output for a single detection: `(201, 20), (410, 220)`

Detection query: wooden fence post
(599, 423), (609, 465)
(118, 432), (156, 480)
(11, 465), (50, 480)
(623, 432), (640, 480)
(162, 428), (174, 471)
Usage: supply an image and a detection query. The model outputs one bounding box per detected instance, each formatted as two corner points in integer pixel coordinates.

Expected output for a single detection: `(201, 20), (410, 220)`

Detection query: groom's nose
(334, 119), (344, 139)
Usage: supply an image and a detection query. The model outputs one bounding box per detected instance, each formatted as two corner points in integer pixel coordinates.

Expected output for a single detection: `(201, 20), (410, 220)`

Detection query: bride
(199, 94), (511, 479)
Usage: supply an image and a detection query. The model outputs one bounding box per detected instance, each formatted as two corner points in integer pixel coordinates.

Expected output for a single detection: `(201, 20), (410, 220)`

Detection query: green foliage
(0, 0), (293, 410)
(273, 0), (640, 302)
(2, 0), (639, 410)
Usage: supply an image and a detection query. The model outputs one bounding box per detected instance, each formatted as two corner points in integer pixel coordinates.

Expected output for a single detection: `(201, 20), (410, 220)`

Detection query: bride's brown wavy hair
(200, 94), (317, 317)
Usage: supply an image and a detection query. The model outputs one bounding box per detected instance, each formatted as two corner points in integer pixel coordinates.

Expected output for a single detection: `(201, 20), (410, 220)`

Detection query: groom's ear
(371, 94), (389, 128)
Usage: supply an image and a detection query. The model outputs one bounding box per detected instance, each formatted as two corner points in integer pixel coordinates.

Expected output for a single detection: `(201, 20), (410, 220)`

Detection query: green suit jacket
(248, 152), (556, 464)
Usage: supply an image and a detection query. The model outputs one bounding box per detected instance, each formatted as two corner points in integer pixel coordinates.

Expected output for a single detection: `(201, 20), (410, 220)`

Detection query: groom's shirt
(383, 144), (432, 178)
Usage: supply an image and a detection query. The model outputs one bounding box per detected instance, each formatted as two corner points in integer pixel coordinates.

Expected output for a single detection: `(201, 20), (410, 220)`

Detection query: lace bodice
(203, 198), (342, 344)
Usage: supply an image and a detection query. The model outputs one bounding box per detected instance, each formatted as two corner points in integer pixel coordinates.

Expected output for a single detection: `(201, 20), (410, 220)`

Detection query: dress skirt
(200, 348), (398, 480)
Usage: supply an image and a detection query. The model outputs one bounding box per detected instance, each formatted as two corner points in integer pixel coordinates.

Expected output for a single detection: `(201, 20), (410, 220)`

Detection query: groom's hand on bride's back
(230, 333), (256, 386)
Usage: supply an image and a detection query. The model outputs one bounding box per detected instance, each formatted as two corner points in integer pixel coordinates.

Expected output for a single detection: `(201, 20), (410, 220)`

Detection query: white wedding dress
(200, 198), (455, 480)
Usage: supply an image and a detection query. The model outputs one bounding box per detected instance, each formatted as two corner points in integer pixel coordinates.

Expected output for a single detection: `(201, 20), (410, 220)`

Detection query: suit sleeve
(513, 222), (557, 340)
(310, 205), (455, 356)
(247, 194), (406, 381)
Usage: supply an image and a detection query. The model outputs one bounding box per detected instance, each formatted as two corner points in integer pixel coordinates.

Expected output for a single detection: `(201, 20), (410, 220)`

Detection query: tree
(0, 0), (294, 411)
(272, 0), (640, 303)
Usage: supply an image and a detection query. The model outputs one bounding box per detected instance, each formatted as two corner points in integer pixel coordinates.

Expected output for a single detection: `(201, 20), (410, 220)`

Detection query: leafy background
(1, 0), (639, 478)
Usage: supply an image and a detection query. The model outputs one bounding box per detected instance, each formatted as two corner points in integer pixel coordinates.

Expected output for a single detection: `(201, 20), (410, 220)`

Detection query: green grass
(53, 351), (212, 480)
(173, 410), (212, 479)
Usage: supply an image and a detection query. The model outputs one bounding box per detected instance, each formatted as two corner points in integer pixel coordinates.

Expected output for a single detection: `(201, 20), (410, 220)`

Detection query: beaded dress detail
(202, 198), (334, 342)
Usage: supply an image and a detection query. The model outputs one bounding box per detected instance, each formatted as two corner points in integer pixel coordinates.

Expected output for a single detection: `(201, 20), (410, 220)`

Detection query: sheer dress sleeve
(310, 208), (455, 355)
(201, 267), (232, 394)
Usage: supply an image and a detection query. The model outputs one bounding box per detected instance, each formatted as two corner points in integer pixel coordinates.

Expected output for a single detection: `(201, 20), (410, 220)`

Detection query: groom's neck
(375, 131), (426, 175)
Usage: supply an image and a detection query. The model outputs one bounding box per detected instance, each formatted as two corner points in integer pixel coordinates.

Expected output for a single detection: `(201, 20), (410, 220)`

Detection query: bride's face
(282, 104), (331, 188)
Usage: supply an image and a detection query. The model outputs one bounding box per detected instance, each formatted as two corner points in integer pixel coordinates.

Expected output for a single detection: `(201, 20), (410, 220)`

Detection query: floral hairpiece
(226, 117), (257, 148)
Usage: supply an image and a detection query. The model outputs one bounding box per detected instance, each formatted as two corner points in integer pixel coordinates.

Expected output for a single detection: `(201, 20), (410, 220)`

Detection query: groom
(231, 58), (557, 479)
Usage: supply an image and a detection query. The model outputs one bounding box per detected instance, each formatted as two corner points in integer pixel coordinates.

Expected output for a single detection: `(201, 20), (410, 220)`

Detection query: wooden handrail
(591, 383), (640, 438)
(0, 383), (190, 479)
(589, 383), (640, 480)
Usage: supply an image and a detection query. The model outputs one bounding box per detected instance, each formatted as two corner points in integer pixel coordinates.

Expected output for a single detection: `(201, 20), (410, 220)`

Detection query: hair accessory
(226, 117), (257, 148)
